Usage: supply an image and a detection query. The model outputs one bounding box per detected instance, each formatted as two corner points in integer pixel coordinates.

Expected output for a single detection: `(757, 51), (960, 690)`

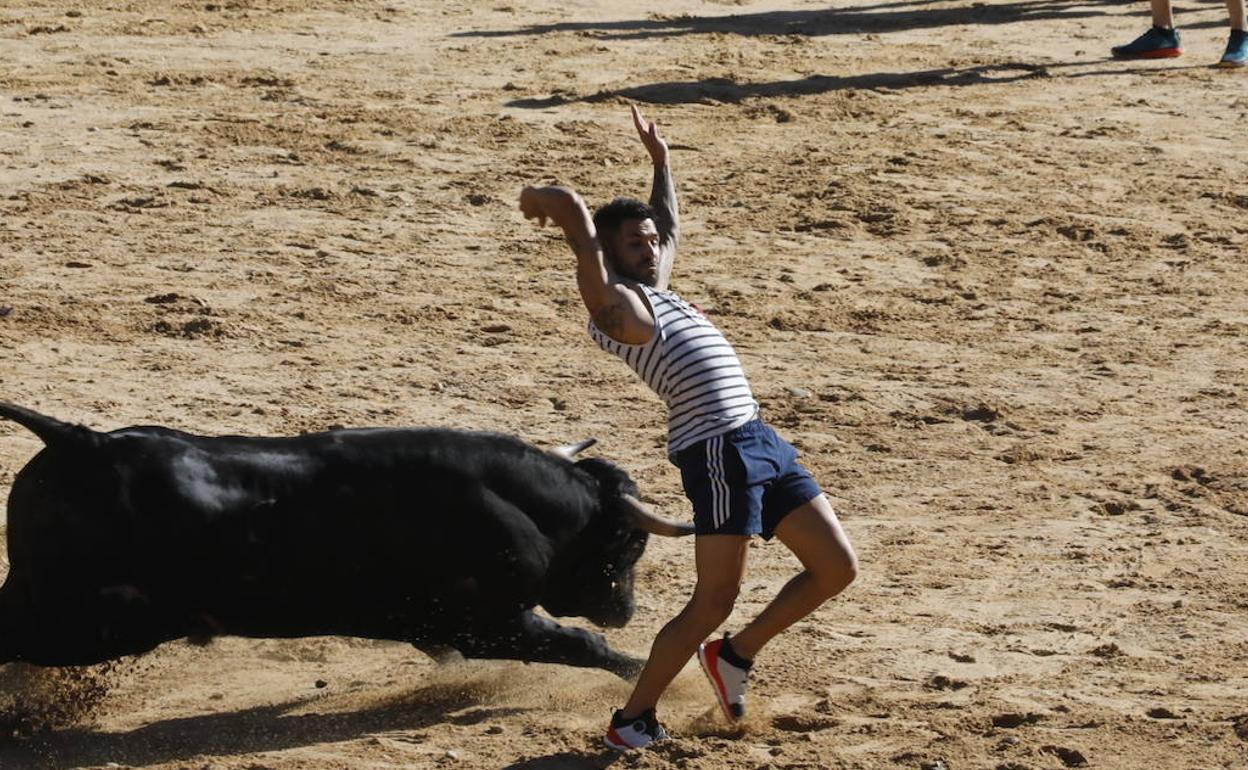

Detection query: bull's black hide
(0, 402), (675, 679)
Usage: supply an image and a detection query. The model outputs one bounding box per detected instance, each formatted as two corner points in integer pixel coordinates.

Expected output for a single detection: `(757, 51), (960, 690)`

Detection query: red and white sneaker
(603, 708), (669, 750)
(698, 634), (751, 721)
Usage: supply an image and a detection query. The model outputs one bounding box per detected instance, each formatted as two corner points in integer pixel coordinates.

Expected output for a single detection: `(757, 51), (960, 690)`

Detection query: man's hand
(518, 185), (597, 256)
(631, 105), (668, 168)
(519, 185), (555, 227)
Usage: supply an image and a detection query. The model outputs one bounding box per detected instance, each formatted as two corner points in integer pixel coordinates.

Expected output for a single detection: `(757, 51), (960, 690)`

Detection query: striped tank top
(589, 285), (758, 454)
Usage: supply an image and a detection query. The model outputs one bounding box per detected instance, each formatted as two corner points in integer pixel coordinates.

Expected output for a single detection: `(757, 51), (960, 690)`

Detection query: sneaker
(1218, 29), (1247, 68)
(697, 634), (751, 721)
(1111, 26), (1183, 59)
(603, 708), (668, 750)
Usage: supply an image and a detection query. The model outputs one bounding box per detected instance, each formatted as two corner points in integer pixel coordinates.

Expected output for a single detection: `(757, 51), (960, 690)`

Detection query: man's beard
(610, 257), (658, 287)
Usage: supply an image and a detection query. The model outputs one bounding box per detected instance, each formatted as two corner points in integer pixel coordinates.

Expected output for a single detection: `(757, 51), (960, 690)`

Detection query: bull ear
(621, 494), (695, 537)
(549, 437), (597, 461)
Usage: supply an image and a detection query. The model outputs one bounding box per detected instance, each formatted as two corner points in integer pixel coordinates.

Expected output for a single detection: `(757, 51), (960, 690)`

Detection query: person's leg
(728, 495), (857, 661)
(1152, 0), (1176, 28)
(1230, 0), (1246, 30)
(620, 534), (750, 718)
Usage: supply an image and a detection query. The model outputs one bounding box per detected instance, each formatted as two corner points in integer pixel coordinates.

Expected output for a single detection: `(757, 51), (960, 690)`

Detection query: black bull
(0, 403), (692, 680)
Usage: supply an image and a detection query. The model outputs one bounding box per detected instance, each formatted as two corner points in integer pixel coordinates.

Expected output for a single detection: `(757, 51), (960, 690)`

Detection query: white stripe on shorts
(706, 435), (730, 528)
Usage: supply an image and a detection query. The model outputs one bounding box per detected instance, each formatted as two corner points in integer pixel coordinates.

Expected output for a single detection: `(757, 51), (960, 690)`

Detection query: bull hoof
(612, 655), (646, 681)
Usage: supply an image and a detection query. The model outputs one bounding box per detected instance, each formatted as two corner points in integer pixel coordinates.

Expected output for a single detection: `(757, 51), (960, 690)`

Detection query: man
(1111, 0), (1246, 67)
(518, 106), (858, 750)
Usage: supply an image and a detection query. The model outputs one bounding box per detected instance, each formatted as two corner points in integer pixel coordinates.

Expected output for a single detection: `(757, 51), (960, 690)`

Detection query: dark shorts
(671, 419), (822, 540)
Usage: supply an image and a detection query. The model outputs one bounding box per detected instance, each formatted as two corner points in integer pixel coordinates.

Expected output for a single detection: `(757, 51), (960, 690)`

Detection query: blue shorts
(671, 420), (822, 540)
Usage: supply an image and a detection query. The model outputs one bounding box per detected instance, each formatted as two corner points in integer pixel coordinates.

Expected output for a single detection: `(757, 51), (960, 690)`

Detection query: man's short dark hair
(593, 198), (655, 243)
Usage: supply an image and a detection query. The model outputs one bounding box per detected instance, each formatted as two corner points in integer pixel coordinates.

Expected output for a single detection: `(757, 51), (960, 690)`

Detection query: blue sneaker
(1112, 26), (1183, 59)
(1218, 29), (1247, 68)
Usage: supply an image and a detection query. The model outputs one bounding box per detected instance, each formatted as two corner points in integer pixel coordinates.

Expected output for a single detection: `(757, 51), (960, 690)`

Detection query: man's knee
(815, 548), (858, 597)
(688, 583), (740, 626)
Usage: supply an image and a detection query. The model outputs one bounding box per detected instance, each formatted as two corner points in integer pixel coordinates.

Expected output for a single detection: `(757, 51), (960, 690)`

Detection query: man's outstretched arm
(632, 106), (678, 290)
(519, 185), (655, 344)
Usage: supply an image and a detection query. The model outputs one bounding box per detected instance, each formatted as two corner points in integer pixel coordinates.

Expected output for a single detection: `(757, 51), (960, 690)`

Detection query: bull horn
(549, 437), (597, 460)
(622, 494), (695, 537)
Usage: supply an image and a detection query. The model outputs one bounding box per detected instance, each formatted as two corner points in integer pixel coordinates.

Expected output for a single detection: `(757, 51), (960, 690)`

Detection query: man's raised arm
(519, 185), (655, 345)
(632, 106), (678, 289)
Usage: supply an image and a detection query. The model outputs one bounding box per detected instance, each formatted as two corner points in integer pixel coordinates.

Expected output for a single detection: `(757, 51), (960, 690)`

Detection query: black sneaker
(603, 707), (669, 750)
(1111, 26), (1183, 59)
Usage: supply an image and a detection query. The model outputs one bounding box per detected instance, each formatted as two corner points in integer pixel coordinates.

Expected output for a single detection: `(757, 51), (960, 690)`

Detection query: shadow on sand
(506, 59), (1213, 108)
(456, 0), (1132, 40)
(501, 750), (624, 769)
(0, 683), (528, 769)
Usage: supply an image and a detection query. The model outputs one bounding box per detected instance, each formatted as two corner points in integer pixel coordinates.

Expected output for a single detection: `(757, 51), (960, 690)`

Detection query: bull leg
(0, 580), (177, 666)
(0, 577), (32, 665)
(452, 610), (644, 680)
(0, 585), (15, 665)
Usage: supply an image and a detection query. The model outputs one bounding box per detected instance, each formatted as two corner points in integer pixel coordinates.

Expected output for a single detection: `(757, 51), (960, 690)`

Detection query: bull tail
(0, 402), (101, 448)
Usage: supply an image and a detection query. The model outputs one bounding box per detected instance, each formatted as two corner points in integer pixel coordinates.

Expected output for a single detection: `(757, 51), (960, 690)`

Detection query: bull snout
(589, 609), (633, 626)
(587, 600), (633, 629)
(543, 573), (637, 628)
(589, 573), (637, 628)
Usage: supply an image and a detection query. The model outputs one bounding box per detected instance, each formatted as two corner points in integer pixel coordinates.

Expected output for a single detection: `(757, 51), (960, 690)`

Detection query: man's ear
(599, 236), (617, 268)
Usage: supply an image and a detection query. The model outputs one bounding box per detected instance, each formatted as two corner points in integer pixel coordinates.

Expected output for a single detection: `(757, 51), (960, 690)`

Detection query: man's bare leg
(621, 534), (749, 717)
(1228, 0), (1246, 30)
(729, 496), (857, 661)
(1151, 0), (1176, 28)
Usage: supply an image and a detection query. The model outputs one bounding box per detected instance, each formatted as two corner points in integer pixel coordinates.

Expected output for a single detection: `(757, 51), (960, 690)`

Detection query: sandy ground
(2, 0), (1247, 768)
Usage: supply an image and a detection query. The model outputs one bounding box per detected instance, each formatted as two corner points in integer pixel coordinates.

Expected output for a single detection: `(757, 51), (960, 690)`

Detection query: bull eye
(610, 580), (618, 590)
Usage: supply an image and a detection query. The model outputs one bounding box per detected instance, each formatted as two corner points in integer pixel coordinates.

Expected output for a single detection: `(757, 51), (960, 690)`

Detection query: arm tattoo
(650, 164), (679, 288)
(649, 164), (679, 243)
